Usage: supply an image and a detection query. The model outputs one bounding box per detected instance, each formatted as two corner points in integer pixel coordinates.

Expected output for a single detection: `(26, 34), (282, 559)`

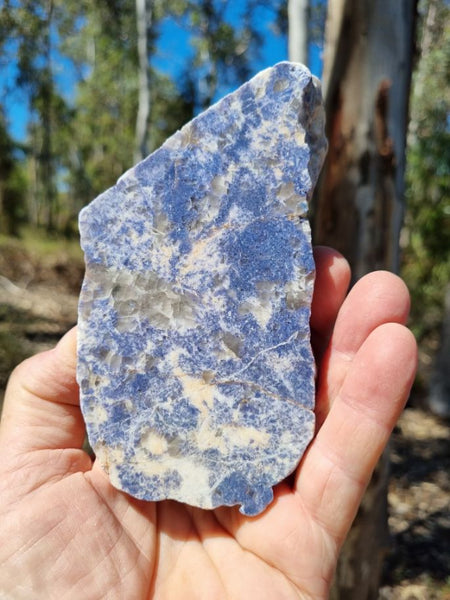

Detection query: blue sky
(1, 6), (323, 143)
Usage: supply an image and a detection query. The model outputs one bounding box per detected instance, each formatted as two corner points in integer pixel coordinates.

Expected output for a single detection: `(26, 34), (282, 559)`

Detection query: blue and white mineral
(77, 62), (327, 516)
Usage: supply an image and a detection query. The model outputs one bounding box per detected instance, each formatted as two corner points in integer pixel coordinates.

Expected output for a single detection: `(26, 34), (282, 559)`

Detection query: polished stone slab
(77, 62), (327, 516)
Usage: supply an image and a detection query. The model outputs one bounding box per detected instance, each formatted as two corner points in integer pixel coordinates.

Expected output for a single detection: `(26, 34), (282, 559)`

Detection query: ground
(0, 234), (448, 599)
(379, 409), (450, 600)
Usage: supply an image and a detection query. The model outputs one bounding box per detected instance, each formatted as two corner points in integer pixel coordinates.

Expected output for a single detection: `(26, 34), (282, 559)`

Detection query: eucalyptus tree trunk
(315, 0), (417, 279)
(42, 0), (57, 231)
(312, 1), (417, 598)
(196, 0), (221, 110)
(288, 0), (309, 65)
(134, 0), (152, 162)
(429, 283), (450, 418)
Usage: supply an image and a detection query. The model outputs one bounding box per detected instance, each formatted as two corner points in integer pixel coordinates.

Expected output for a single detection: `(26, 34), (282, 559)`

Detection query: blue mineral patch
(77, 61), (327, 516)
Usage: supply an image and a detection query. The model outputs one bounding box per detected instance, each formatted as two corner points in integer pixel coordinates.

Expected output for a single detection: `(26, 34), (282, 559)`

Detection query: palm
(0, 248), (416, 600)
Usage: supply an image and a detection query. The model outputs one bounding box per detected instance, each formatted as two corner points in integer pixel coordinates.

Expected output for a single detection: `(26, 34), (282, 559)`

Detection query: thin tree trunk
(429, 283), (450, 418)
(408, 0), (437, 153)
(27, 143), (39, 228)
(134, 0), (151, 162)
(288, 0), (309, 65)
(198, 0), (220, 109)
(42, 0), (56, 231)
(313, 2), (417, 598)
(0, 183), (4, 234)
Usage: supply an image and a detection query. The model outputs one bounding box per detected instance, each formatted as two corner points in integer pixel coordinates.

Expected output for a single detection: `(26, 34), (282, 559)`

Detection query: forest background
(0, 0), (449, 598)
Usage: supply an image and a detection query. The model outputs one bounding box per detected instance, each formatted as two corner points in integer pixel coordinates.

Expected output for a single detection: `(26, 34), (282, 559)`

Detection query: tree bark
(313, 2), (417, 598)
(196, 0), (222, 110)
(288, 0), (309, 65)
(42, 0), (57, 231)
(134, 0), (151, 162)
(314, 0), (417, 279)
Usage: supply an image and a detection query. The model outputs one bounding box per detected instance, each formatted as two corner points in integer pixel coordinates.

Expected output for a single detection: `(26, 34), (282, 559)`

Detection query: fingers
(315, 271), (411, 427)
(328, 271), (411, 356)
(310, 247), (351, 359)
(0, 327), (85, 454)
(296, 322), (417, 545)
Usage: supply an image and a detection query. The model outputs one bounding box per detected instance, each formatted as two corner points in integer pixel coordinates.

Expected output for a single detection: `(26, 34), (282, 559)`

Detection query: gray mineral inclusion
(77, 62), (327, 516)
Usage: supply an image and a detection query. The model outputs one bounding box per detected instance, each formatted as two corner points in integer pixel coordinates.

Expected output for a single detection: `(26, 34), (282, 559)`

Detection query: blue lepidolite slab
(77, 62), (327, 516)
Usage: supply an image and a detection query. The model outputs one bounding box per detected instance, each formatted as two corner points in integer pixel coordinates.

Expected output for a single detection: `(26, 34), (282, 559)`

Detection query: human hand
(0, 247), (417, 599)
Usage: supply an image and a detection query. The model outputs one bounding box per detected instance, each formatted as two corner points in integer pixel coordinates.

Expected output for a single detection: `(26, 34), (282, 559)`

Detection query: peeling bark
(314, 0), (417, 280)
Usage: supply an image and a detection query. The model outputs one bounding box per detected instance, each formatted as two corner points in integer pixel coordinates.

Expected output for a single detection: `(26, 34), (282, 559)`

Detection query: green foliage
(0, 0), (294, 237)
(309, 0), (327, 48)
(402, 0), (450, 341)
(1, 0), (272, 234)
(183, 0), (282, 110)
(1, 0), (79, 232)
(0, 109), (28, 235)
(58, 1), (194, 209)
